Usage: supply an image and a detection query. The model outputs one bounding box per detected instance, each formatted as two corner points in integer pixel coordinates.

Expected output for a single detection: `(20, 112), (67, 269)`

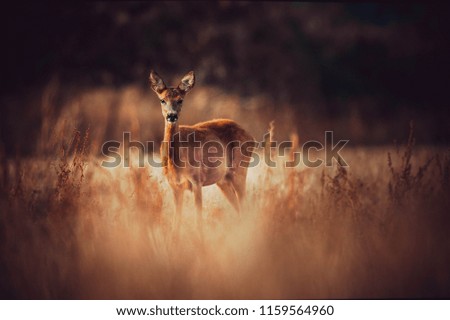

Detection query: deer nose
(166, 113), (178, 123)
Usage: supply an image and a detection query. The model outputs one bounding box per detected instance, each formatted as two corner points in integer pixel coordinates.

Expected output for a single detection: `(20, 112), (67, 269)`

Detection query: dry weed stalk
(322, 159), (363, 215)
(54, 128), (90, 207)
(387, 121), (433, 203)
(285, 132), (304, 219)
(263, 120), (276, 184)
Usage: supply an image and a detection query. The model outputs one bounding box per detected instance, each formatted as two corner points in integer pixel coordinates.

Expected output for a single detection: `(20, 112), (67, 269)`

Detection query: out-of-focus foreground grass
(0, 85), (449, 299)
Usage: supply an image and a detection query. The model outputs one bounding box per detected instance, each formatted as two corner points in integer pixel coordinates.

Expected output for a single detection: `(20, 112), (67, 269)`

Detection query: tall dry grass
(0, 85), (449, 299)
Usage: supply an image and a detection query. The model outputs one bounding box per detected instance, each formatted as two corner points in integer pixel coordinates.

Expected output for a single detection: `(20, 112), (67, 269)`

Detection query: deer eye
(160, 100), (166, 105)
(178, 100), (183, 105)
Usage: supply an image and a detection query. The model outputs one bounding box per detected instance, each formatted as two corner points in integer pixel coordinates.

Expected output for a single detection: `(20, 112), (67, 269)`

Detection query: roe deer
(149, 70), (254, 220)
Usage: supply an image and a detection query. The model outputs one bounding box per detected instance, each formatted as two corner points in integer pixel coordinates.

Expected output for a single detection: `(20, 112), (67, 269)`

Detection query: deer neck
(161, 122), (180, 168)
(163, 121), (179, 143)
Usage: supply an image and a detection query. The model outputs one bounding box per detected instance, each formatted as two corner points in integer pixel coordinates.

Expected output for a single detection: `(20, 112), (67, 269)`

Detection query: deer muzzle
(166, 113), (178, 123)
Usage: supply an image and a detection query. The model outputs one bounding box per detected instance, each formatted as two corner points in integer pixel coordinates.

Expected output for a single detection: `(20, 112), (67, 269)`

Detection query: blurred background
(1, 3), (450, 299)
(1, 2), (449, 156)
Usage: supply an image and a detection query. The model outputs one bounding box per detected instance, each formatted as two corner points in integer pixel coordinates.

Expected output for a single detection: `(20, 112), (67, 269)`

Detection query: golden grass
(0, 85), (449, 299)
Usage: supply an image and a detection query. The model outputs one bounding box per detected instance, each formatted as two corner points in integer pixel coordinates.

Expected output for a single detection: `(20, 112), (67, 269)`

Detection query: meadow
(0, 84), (449, 299)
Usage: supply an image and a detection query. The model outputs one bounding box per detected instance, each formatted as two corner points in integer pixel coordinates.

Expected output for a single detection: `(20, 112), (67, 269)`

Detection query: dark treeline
(1, 2), (449, 154)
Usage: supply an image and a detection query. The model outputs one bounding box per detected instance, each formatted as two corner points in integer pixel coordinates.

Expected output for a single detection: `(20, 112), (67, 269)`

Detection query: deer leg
(169, 186), (184, 242)
(172, 186), (185, 215)
(217, 179), (240, 213)
(231, 169), (247, 205)
(193, 184), (203, 215)
(192, 183), (203, 227)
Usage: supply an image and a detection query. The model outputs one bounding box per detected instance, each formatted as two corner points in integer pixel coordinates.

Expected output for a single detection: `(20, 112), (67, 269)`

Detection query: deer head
(149, 70), (195, 123)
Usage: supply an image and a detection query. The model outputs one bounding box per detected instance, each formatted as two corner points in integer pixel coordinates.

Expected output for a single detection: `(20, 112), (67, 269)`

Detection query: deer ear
(178, 71), (195, 93)
(149, 70), (166, 93)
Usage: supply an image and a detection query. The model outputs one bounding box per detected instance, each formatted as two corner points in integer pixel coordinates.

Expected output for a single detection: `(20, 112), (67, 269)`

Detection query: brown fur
(149, 71), (255, 218)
